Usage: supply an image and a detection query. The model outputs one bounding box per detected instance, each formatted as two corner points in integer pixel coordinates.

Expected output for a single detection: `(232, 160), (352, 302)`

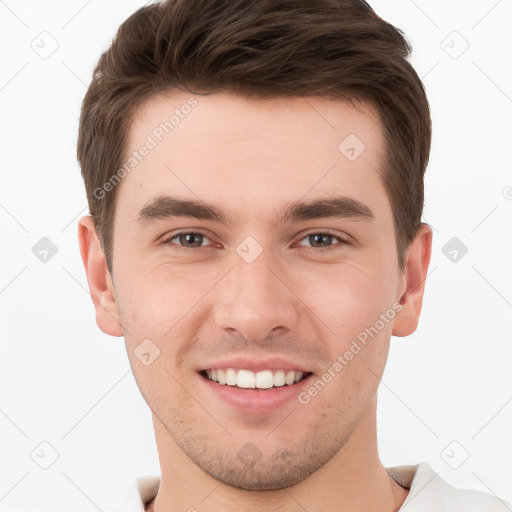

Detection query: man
(76, 0), (509, 510)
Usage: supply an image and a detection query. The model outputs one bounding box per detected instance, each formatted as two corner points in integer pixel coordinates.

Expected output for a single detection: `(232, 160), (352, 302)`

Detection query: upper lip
(197, 356), (313, 374)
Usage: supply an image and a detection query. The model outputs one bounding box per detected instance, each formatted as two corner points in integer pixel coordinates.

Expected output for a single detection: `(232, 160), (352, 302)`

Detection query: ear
(392, 222), (433, 337)
(77, 215), (123, 337)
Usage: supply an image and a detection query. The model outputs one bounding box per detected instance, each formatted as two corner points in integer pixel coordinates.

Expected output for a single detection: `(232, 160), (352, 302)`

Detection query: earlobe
(392, 223), (433, 337)
(77, 215), (124, 337)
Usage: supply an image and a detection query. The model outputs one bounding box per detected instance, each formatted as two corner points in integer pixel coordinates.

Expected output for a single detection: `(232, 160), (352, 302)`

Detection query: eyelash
(160, 230), (349, 254)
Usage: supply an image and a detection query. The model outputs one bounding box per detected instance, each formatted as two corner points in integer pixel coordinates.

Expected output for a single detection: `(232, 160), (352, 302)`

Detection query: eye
(160, 230), (349, 253)
(161, 231), (213, 252)
(296, 231), (349, 252)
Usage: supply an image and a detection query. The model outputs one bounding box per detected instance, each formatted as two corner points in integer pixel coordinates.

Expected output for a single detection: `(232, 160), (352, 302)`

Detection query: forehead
(118, 91), (390, 227)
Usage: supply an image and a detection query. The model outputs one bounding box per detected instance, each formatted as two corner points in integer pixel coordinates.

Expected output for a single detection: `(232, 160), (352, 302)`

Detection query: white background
(0, 0), (511, 510)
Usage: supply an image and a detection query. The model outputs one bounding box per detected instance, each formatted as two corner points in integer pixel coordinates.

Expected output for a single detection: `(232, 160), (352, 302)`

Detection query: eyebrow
(135, 194), (375, 226)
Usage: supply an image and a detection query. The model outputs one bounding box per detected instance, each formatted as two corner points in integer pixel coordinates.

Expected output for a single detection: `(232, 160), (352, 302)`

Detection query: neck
(149, 397), (408, 512)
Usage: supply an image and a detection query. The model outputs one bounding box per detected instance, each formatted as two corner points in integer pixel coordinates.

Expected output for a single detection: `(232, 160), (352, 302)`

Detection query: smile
(200, 368), (313, 390)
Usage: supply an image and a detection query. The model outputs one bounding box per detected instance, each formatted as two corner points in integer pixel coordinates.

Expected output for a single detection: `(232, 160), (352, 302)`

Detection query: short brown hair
(77, 0), (431, 274)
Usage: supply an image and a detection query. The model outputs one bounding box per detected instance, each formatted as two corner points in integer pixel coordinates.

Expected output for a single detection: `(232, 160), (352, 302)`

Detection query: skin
(78, 91), (432, 512)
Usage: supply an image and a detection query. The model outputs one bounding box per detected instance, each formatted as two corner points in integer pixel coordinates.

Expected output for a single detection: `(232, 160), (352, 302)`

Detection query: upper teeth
(205, 369), (305, 389)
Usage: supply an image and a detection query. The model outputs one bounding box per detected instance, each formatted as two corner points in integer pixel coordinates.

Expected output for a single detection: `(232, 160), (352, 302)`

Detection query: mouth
(199, 368), (313, 390)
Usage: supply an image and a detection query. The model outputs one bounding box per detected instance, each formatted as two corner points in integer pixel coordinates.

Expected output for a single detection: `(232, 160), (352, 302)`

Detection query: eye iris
(310, 234), (332, 247)
(180, 233), (203, 247)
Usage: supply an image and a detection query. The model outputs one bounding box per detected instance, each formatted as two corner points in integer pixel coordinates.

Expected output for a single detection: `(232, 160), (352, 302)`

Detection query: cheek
(116, 262), (197, 335)
(129, 356), (192, 422)
(300, 264), (395, 401)
(116, 265), (208, 378)
(303, 263), (396, 338)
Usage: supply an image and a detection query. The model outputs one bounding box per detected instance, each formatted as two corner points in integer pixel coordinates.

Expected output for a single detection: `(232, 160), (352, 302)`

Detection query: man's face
(108, 92), (407, 489)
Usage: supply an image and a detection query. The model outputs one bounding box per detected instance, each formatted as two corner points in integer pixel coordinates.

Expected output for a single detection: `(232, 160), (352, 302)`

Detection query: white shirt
(111, 462), (510, 511)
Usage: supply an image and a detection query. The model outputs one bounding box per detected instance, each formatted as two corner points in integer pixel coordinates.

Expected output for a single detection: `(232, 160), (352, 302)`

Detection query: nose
(213, 247), (299, 343)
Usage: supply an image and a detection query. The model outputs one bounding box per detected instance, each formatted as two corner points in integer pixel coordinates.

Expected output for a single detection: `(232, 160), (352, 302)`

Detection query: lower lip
(199, 373), (313, 413)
